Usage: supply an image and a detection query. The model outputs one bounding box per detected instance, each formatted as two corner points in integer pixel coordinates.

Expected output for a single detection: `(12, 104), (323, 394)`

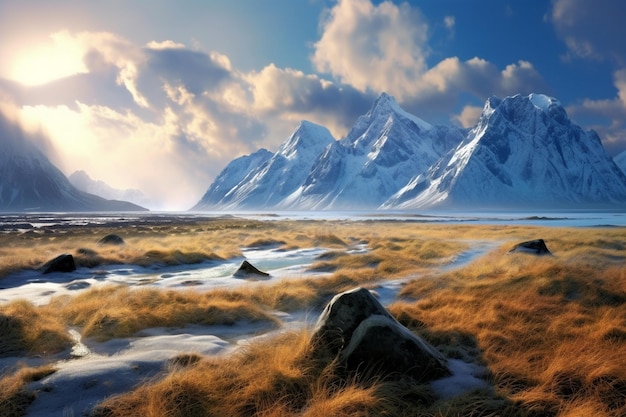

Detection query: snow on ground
(0, 238), (498, 416)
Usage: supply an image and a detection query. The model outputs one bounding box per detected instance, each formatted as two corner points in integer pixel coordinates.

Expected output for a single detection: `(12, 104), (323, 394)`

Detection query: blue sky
(0, 0), (625, 209)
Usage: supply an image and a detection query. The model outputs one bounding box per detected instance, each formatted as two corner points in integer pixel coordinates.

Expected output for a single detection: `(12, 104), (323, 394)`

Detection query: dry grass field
(0, 216), (624, 416)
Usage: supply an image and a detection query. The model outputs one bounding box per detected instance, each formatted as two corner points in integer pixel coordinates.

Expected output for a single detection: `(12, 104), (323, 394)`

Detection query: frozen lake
(0, 209), (624, 232)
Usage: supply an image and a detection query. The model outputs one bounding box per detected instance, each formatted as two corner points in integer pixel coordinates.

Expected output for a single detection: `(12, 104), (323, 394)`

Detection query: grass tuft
(0, 365), (56, 417)
(0, 300), (72, 356)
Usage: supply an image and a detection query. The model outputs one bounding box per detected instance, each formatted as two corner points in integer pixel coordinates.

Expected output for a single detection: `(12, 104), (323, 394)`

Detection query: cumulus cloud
(312, 0), (429, 99)
(311, 0), (547, 123)
(392, 57), (548, 123)
(245, 63), (371, 138)
(453, 105), (483, 128)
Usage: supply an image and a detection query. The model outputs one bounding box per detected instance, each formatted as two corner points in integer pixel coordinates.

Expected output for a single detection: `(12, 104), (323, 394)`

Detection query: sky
(1, 0), (626, 210)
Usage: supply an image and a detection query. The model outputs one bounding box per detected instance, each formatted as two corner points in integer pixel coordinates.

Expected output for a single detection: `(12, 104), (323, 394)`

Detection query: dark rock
(311, 287), (450, 383)
(509, 239), (552, 255)
(97, 234), (125, 246)
(233, 260), (270, 278)
(42, 254), (76, 274)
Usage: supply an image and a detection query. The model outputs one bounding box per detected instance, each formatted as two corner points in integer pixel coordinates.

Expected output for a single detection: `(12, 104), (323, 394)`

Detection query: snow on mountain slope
(615, 150), (626, 175)
(0, 114), (147, 212)
(193, 121), (334, 210)
(191, 148), (273, 210)
(284, 93), (464, 209)
(384, 94), (626, 209)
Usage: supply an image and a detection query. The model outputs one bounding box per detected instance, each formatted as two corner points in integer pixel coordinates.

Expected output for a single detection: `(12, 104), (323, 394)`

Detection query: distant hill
(193, 93), (626, 211)
(69, 170), (151, 209)
(0, 114), (147, 212)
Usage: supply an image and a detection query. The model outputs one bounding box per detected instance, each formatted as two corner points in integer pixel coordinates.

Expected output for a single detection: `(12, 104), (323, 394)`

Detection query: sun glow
(8, 33), (87, 86)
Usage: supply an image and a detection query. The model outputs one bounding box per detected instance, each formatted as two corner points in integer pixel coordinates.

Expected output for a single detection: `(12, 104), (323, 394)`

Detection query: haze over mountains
(193, 93), (626, 211)
(2, 91), (626, 212)
(68, 170), (152, 209)
(0, 114), (146, 212)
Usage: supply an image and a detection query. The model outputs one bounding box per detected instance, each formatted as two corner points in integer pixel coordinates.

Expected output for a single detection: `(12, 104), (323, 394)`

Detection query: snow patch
(431, 359), (490, 398)
(529, 93), (558, 111)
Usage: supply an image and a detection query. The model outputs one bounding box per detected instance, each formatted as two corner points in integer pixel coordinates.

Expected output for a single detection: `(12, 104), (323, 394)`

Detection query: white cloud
(453, 105), (483, 128)
(444, 16), (455, 30)
(311, 0), (547, 120)
(146, 40), (186, 50)
(312, 0), (429, 99)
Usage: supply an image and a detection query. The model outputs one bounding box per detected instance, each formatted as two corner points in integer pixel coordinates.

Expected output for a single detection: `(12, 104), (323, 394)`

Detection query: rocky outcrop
(42, 254), (76, 274)
(310, 287), (450, 382)
(508, 239), (552, 255)
(233, 260), (270, 278)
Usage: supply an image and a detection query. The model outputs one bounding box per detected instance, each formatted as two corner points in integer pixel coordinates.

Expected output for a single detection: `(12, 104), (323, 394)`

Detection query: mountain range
(193, 92), (626, 211)
(0, 114), (146, 212)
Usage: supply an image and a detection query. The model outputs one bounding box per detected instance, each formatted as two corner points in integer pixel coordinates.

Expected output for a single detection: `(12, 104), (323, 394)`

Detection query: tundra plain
(0, 214), (624, 417)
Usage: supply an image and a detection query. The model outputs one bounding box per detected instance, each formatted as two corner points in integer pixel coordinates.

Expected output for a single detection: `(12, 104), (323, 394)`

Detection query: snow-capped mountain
(615, 150), (626, 175)
(192, 121), (334, 210)
(282, 93), (465, 209)
(69, 170), (150, 208)
(192, 92), (626, 211)
(384, 94), (626, 209)
(192, 94), (464, 210)
(0, 114), (147, 212)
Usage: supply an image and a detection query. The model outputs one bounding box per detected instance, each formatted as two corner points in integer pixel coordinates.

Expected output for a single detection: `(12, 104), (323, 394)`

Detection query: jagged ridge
(192, 93), (626, 211)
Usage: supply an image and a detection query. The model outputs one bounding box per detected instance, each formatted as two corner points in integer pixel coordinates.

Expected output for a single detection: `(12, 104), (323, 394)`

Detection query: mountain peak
(278, 120), (334, 160)
(368, 92), (431, 131)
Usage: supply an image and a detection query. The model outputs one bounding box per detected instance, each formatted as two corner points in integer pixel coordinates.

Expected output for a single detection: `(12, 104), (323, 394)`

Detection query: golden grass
(0, 218), (501, 279)
(91, 330), (438, 417)
(1, 219), (625, 416)
(389, 241), (626, 417)
(45, 286), (282, 341)
(0, 300), (73, 357)
(0, 364), (56, 417)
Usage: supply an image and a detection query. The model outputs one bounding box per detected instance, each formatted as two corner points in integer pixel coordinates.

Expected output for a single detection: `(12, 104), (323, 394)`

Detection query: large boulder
(311, 287), (450, 382)
(508, 239), (552, 255)
(42, 254), (76, 274)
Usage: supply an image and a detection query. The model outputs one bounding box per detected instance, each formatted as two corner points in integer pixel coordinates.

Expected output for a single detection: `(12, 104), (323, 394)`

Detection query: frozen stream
(0, 241), (496, 417)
